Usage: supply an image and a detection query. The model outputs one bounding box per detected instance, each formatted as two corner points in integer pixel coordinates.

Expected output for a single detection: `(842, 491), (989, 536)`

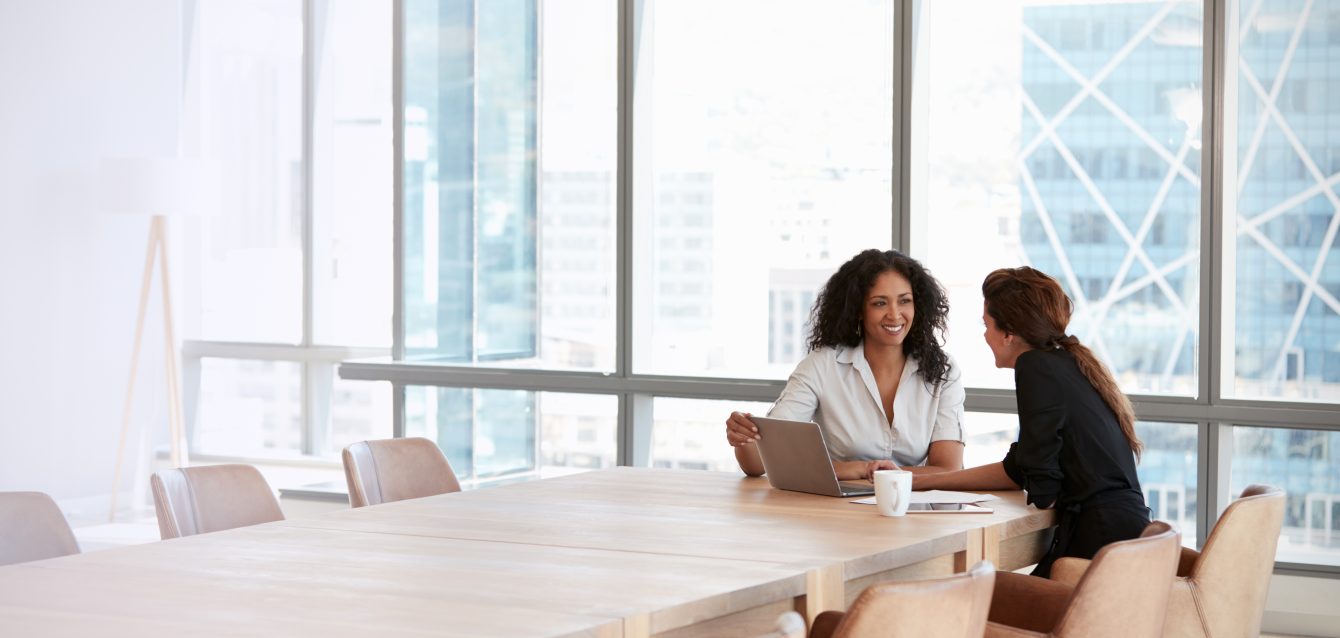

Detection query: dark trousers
(1032, 490), (1151, 578)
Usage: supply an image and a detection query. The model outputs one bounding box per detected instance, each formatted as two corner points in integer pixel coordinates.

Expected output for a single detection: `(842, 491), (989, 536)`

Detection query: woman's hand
(834, 459), (900, 480)
(725, 411), (761, 447)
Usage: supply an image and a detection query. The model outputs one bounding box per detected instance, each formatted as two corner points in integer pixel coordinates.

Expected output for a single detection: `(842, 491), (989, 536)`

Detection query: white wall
(1264, 574), (1340, 637)
(0, 0), (180, 519)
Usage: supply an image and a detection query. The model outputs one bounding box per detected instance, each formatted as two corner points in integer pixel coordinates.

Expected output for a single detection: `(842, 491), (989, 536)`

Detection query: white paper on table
(851, 490), (999, 505)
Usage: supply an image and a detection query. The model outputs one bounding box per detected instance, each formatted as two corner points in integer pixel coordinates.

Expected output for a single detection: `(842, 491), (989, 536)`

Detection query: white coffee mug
(873, 469), (913, 517)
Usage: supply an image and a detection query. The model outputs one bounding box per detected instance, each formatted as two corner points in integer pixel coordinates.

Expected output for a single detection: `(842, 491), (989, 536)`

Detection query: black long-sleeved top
(1000, 348), (1142, 510)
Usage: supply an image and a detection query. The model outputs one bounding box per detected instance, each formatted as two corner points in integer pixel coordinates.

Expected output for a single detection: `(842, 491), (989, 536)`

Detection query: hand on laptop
(834, 459), (900, 481)
(725, 411), (762, 446)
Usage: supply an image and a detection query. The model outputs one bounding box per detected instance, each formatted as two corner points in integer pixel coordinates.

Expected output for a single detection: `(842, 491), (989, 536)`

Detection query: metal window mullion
(618, 392), (653, 467)
(470, 0), (481, 364)
(391, 0), (406, 436)
(1206, 422), (1235, 536)
(183, 340), (386, 362)
(615, 0), (636, 462)
(392, 0), (406, 363)
(893, 0), (914, 252)
(1196, 420), (1214, 548)
(301, 0), (318, 454)
(1200, 0), (1221, 408)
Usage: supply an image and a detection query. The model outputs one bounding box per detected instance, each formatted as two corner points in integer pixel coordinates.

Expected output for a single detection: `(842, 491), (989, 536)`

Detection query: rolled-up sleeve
(767, 353), (822, 422)
(1003, 354), (1065, 509)
(929, 360), (966, 443)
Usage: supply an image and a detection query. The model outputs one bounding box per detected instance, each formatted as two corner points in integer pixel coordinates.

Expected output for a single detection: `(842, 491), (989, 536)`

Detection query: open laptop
(752, 416), (875, 497)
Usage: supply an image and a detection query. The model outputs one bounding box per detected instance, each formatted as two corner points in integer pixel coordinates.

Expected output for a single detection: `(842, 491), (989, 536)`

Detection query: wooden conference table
(0, 468), (1054, 637)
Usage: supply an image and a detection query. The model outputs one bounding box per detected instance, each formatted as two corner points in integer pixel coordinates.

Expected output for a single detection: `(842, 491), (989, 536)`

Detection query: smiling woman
(724, 249), (967, 481)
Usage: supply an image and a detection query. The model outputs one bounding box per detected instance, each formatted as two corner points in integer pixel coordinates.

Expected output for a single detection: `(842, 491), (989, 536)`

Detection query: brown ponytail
(982, 268), (1142, 460)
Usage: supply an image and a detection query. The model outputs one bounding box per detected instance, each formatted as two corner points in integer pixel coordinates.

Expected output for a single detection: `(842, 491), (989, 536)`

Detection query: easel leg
(109, 219), (160, 523)
(157, 217), (188, 467)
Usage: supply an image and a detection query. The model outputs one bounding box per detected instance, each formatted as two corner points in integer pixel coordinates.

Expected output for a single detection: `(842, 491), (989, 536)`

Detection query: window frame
(183, 0), (393, 461)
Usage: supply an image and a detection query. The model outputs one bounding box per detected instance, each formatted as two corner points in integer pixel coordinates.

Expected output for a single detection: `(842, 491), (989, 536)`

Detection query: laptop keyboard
(838, 481), (875, 496)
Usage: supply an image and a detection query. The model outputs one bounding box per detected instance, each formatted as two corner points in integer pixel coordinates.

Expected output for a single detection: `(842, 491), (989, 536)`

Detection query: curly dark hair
(806, 249), (951, 386)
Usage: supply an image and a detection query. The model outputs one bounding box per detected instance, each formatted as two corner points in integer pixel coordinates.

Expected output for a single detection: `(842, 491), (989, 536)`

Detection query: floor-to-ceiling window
(179, 0), (394, 464)
(337, 0), (1340, 574)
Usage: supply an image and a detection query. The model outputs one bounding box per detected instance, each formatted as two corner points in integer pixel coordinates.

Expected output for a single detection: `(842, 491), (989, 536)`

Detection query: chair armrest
(1050, 557), (1090, 587)
(1177, 546), (1200, 577)
(985, 621), (1049, 638)
(807, 611), (844, 638)
(989, 571), (1073, 634)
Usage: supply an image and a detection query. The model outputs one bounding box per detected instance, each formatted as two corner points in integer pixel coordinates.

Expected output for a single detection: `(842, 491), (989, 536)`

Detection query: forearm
(912, 462), (1019, 491)
(832, 460), (871, 481)
(903, 464), (955, 475)
(735, 444), (765, 476)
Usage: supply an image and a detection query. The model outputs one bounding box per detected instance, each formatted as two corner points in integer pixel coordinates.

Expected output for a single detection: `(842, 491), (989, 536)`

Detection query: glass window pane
(650, 398), (772, 472)
(1227, 2), (1340, 401)
(963, 415), (1196, 546)
(963, 412), (1019, 469)
(323, 376), (394, 457)
(401, 0), (617, 370)
(1231, 426), (1340, 566)
(312, 0), (393, 347)
(632, 0), (895, 378)
(917, 0), (1203, 394)
(1137, 421), (1198, 546)
(192, 358), (303, 456)
(404, 387), (617, 485)
(182, 0), (303, 343)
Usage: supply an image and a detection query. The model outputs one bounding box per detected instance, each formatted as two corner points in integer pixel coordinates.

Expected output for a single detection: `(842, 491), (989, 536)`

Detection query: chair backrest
(0, 492), (80, 566)
(150, 464), (284, 540)
(1183, 484), (1285, 636)
(342, 437), (462, 508)
(1052, 521), (1181, 638)
(831, 561), (996, 638)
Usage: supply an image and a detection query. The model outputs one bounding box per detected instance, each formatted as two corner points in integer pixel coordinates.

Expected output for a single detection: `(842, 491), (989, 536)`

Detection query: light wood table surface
(0, 468), (1053, 637)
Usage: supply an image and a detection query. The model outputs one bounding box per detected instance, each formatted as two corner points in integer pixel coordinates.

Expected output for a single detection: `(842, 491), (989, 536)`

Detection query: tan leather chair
(1051, 485), (1285, 638)
(985, 522), (1180, 638)
(0, 492), (81, 566)
(809, 561), (996, 638)
(342, 437), (462, 508)
(150, 464), (284, 540)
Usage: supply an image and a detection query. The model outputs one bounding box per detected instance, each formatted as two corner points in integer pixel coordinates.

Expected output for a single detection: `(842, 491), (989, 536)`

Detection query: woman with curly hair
(725, 249), (966, 480)
(912, 266), (1148, 577)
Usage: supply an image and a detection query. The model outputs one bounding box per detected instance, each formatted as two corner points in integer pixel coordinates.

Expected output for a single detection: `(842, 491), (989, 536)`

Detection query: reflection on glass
(1136, 421), (1198, 546)
(651, 398), (773, 472)
(918, 0), (1202, 394)
(1229, 2), (1340, 401)
(312, 0), (393, 347)
(323, 375), (393, 457)
(404, 387), (616, 485)
(632, 0), (894, 379)
(401, 0), (616, 370)
(193, 359), (303, 456)
(1232, 426), (1340, 566)
(183, 0), (303, 343)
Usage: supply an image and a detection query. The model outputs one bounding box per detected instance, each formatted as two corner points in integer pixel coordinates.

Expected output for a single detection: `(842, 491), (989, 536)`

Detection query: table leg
(955, 525), (1003, 572)
(622, 612), (650, 638)
(793, 563), (844, 629)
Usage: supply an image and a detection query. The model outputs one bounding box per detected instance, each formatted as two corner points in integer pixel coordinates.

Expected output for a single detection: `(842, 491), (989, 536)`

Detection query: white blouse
(766, 343), (966, 467)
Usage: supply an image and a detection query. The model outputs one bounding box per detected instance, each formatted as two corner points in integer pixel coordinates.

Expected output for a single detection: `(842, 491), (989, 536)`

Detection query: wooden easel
(109, 215), (188, 522)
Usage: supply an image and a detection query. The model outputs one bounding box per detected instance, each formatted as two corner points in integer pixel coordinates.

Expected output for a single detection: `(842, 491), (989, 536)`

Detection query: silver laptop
(752, 416), (876, 497)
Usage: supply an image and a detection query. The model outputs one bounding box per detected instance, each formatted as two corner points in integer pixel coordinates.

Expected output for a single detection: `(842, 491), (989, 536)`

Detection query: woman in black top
(912, 266), (1149, 577)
